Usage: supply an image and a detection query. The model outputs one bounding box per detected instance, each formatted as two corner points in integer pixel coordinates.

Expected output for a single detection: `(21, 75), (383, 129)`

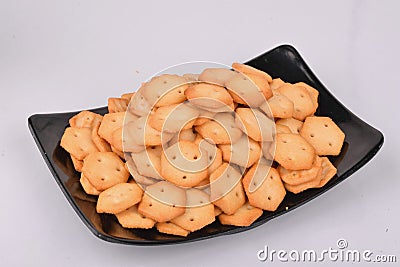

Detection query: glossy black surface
(28, 45), (384, 245)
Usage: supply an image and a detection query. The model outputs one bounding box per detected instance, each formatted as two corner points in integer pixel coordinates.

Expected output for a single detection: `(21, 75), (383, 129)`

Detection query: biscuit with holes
(277, 84), (316, 121)
(300, 116), (345, 156)
(198, 68), (236, 86)
(314, 157), (337, 188)
(80, 173), (101, 195)
(141, 74), (188, 107)
(171, 189), (215, 232)
(115, 205), (156, 229)
(138, 181), (186, 222)
(218, 202), (263, 227)
(96, 182), (143, 214)
(235, 108), (274, 142)
(261, 142), (274, 161)
(71, 155), (83, 172)
(111, 145), (124, 159)
(269, 78), (286, 90)
(82, 152), (130, 190)
(127, 117), (174, 146)
(148, 103), (199, 133)
(278, 156), (322, 185)
(283, 167), (322, 194)
(210, 163), (246, 215)
(276, 118), (303, 134)
(294, 82), (319, 110)
(264, 94), (294, 119)
(108, 97), (129, 113)
(69, 110), (102, 129)
(225, 72), (265, 107)
(156, 222), (190, 237)
(61, 127), (99, 160)
(125, 159), (159, 186)
(242, 165), (285, 211)
(232, 63), (272, 83)
(185, 82), (233, 109)
(128, 91), (152, 116)
(194, 138), (222, 174)
(195, 112), (242, 144)
(161, 141), (208, 187)
(98, 112), (125, 144)
(91, 121), (112, 152)
(131, 147), (163, 179)
(219, 135), (261, 168)
(272, 133), (315, 170)
(169, 128), (197, 145)
(275, 124), (292, 134)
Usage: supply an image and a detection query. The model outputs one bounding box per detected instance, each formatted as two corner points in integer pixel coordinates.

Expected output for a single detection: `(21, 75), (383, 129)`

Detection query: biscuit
(242, 165), (286, 211)
(275, 118), (303, 134)
(161, 141), (208, 187)
(69, 110), (102, 129)
(314, 157), (337, 188)
(261, 141), (274, 161)
(98, 112), (126, 144)
(127, 117), (174, 146)
(269, 78), (286, 90)
(235, 108), (275, 142)
(198, 68), (236, 86)
(272, 133), (315, 170)
(111, 145), (125, 159)
(71, 154), (83, 172)
(128, 91), (152, 116)
(183, 73), (199, 82)
(141, 74), (188, 107)
(278, 156), (322, 185)
(125, 159), (159, 186)
(80, 173), (101, 195)
(115, 205), (156, 229)
(294, 82), (319, 110)
(131, 147), (163, 179)
(232, 63), (272, 83)
(148, 103), (199, 133)
(60, 127), (99, 160)
(275, 124), (292, 134)
(218, 202), (263, 227)
(210, 163), (246, 215)
(185, 82), (233, 109)
(108, 97), (129, 113)
(214, 206), (223, 216)
(277, 84), (316, 121)
(91, 121), (112, 152)
(219, 135), (261, 168)
(300, 116), (345, 156)
(96, 182), (143, 214)
(82, 152), (130, 190)
(225, 72), (266, 107)
(138, 181), (186, 222)
(264, 94), (294, 119)
(283, 168), (322, 194)
(120, 92), (135, 101)
(171, 189), (215, 232)
(156, 222), (190, 237)
(195, 112), (242, 144)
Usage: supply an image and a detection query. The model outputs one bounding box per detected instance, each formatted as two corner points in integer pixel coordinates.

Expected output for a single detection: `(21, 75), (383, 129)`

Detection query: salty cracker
(115, 205), (156, 229)
(264, 94), (294, 119)
(60, 127), (99, 160)
(140, 74), (188, 107)
(283, 167), (322, 194)
(148, 103), (199, 133)
(185, 83), (233, 109)
(128, 91), (152, 116)
(71, 154), (83, 172)
(111, 145), (124, 159)
(269, 78), (286, 90)
(277, 84), (316, 121)
(198, 68), (236, 86)
(131, 147), (163, 179)
(300, 116), (345, 156)
(225, 72), (265, 107)
(218, 202), (263, 227)
(294, 82), (319, 110)
(219, 135), (261, 168)
(278, 156), (322, 186)
(171, 189), (215, 232)
(232, 63), (272, 83)
(161, 141), (208, 187)
(314, 157), (337, 188)
(235, 108), (274, 142)
(275, 124), (292, 134)
(91, 121), (112, 152)
(80, 173), (101, 195)
(138, 181), (186, 223)
(195, 112), (242, 145)
(242, 165), (286, 211)
(210, 163), (246, 215)
(125, 159), (159, 186)
(272, 133), (315, 171)
(156, 222), (190, 237)
(96, 182), (143, 214)
(276, 118), (303, 134)
(98, 112), (125, 144)
(69, 110), (102, 129)
(108, 97), (129, 113)
(82, 152), (129, 191)
(169, 128), (197, 146)
(127, 117), (174, 146)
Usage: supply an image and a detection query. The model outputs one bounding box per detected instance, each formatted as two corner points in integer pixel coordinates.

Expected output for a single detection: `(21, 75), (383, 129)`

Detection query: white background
(1, 0), (399, 266)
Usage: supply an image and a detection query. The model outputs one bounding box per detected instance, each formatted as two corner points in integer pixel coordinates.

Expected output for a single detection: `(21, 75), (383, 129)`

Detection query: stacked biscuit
(60, 63), (345, 237)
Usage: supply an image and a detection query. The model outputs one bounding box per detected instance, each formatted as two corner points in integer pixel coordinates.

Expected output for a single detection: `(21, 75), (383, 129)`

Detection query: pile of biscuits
(60, 63), (345, 237)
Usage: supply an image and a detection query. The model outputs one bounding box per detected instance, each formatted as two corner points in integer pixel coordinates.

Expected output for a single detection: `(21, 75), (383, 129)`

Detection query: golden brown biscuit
(218, 202), (263, 227)
(60, 127), (99, 160)
(277, 84), (316, 121)
(115, 205), (156, 229)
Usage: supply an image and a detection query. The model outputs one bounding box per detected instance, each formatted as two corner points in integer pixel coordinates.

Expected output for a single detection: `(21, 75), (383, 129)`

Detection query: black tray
(28, 44), (384, 245)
